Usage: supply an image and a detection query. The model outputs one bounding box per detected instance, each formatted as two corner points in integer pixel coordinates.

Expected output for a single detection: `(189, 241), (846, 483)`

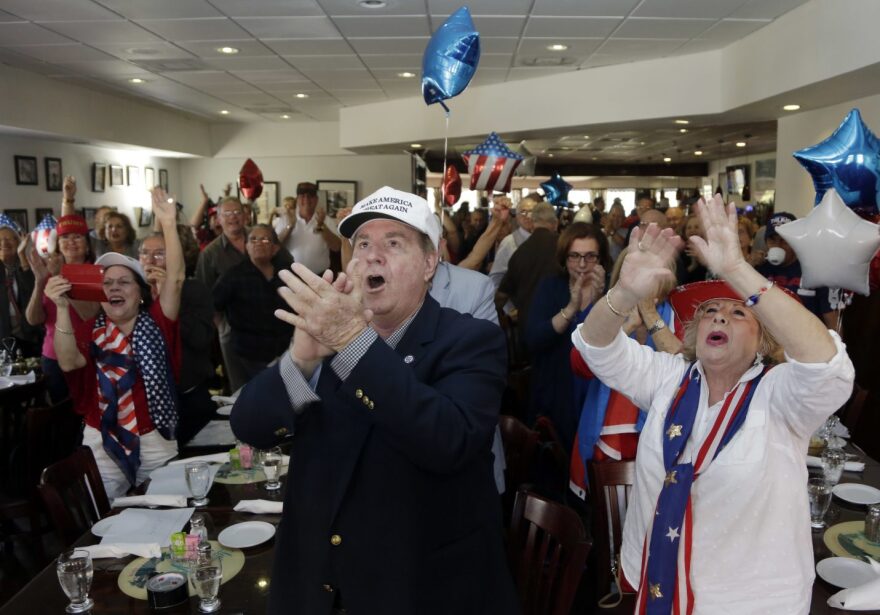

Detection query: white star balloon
(776, 188), (880, 295)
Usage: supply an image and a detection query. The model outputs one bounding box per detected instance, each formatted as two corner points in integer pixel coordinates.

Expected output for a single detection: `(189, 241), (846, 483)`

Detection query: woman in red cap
(573, 195), (854, 614)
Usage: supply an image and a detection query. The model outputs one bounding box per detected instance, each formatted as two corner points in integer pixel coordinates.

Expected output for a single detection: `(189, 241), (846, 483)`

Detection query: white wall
(775, 93), (880, 216)
(0, 133), (181, 237)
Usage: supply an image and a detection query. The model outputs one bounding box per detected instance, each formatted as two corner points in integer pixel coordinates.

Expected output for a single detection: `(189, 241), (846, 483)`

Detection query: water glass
(56, 549), (94, 614)
(262, 447), (283, 491)
(185, 461), (211, 506)
(0, 350), (11, 377)
(808, 477), (833, 529)
(191, 553), (223, 613)
(821, 447), (847, 485)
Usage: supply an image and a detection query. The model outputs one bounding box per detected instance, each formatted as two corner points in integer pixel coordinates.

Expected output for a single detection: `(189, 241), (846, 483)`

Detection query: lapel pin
(404, 355), (414, 364)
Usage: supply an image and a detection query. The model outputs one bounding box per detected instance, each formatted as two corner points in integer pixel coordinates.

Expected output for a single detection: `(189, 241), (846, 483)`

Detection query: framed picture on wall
(110, 165), (124, 187)
(45, 158), (62, 191)
(14, 156), (38, 186)
(81, 207), (98, 228)
(133, 207), (153, 228)
(726, 165), (749, 201)
(158, 169), (168, 191)
(252, 181), (279, 223)
(4, 209), (29, 232)
(92, 163), (107, 192)
(317, 180), (357, 218)
(127, 165), (140, 187)
(144, 167), (155, 190)
(35, 207), (55, 223)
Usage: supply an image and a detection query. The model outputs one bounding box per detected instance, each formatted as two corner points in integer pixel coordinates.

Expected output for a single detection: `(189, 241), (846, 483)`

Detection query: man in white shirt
(273, 182), (341, 274)
(488, 196), (537, 289)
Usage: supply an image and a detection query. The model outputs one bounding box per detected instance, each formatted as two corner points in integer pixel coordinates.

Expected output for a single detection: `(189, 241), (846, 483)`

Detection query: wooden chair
(533, 416), (571, 501)
(588, 460), (636, 607)
(39, 446), (110, 548)
(499, 415), (539, 493)
(508, 489), (591, 615)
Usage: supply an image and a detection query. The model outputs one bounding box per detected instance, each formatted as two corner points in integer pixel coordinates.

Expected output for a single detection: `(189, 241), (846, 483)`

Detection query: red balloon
(443, 166), (462, 207)
(239, 158), (263, 201)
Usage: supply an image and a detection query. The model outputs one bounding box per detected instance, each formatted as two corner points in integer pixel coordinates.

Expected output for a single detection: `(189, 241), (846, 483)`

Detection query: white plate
(218, 521), (275, 549)
(0, 377), (14, 390)
(216, 404), (233, 417)
(833, 483), (880, 505)
(90, 516), (116, 537)
(817, 557), (877, 588)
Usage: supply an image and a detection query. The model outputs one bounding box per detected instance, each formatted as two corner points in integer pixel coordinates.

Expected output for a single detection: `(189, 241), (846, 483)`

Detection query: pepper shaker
(865, 503), (880, 543)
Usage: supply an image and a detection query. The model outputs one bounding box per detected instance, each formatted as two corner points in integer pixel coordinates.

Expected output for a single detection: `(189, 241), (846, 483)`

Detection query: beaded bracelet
(605, 287), (627, 318)
(744, 280), (775, 307)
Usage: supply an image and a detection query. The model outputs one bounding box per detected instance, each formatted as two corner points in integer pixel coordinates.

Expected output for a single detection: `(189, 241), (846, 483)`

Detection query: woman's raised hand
(617, 223), (682, 304)
(689, 195), (746, 277)
(150, 187), (177, 227)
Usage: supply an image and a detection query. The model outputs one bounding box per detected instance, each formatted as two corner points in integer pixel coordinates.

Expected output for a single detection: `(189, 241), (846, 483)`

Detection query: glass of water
(185, 461), (211, 507)
(821, 447), (847, 486)
(808, 477), (833, 529)
(56, 549), (94, 614)
(192, 552), (223, 613)
(262, 447), (283, 491)
(0, 350), (12, 377)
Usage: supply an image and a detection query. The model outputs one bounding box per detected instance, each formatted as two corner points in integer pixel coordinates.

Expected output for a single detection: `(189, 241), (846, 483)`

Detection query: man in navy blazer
(231, 186), (518, 614)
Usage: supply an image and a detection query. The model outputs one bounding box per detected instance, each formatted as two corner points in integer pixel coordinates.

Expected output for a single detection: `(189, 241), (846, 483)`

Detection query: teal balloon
(421, 6), (480, 108)
(541, 173), (572, 207)
(793, 108), (880, 217)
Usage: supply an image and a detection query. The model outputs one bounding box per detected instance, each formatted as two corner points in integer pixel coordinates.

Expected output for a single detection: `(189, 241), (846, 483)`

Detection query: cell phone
(61, 263), (107, 302)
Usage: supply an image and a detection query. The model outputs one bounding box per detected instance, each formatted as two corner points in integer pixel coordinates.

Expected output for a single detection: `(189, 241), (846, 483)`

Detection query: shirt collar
(383, 301), (423, 350)
(693, 359), (765, 386)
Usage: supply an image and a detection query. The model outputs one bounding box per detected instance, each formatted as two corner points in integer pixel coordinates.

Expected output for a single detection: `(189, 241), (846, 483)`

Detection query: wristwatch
(647, 319), (666, 335)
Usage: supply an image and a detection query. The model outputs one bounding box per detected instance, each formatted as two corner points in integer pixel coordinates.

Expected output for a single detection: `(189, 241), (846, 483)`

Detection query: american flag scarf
(92, 311), (178, 486)
(635, 362), (770, 615)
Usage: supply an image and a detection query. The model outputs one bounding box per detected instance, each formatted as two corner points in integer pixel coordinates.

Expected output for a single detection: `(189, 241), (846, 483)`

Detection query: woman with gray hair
(213, 224), (292, 390)
(572, 195), (853, 614)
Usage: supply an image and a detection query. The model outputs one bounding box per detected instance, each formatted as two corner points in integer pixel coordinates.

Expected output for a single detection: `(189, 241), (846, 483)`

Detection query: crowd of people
(0, 173), (856, 613)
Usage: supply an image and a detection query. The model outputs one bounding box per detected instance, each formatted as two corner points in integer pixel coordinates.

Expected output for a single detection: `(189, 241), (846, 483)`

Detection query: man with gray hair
(230, 187), (517, 615)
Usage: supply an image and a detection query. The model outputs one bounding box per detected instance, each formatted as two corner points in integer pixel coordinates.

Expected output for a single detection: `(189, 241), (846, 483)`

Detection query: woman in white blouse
(573, 195), (854, 615)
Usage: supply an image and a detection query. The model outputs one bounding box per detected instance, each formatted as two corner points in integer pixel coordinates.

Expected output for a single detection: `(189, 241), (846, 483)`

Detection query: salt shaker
(189, 513), (209, 545)
(866, 504), (880, 543)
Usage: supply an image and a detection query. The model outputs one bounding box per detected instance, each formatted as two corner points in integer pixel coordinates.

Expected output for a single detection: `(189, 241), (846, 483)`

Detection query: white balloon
(775, 188), (880, 295)
(514, 143), (536, 177)
(573, 207), (593, 224)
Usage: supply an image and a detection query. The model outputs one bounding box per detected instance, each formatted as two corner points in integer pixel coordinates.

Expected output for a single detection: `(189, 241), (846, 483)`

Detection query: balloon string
(441, 109), (450, 229)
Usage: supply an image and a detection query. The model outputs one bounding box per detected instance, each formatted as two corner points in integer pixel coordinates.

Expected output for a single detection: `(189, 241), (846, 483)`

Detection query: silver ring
(638, 240), (646, 251)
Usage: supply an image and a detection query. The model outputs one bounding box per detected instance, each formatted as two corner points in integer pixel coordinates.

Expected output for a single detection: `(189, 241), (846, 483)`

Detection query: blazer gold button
(322, 584), (335, 593)
(355, 389), (363, 399)
(330, 534), (342, 546)
(274, 427), (288, 436)
(362, 396), (370, 405)
(368, 401), (375, 410)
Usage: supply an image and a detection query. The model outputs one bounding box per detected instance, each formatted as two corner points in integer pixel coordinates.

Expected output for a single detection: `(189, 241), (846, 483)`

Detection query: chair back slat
(589, 460), (636, 598)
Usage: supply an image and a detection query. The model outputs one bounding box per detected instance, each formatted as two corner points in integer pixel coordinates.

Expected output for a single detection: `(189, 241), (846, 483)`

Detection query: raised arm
(690, 196), (837, 363)
(45, 276), (87, 371)
(60, 176), (77, 216)
(457, 199), (510, 270)
(152, 188), (185, 321)
(188, 184), (213, 228)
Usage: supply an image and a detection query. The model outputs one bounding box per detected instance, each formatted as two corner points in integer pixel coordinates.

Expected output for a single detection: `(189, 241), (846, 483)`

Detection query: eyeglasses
(248, 237), (272, 244)
(220, 209), (242, 217)
(567, 252), (599, 264)
(138, 250), (166, 262)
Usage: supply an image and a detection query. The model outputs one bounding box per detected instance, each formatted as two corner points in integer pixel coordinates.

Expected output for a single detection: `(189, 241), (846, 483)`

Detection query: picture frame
(317, 180), (357, 218)
(45, 157), (63, 191)
(35, 207), (55, 223)
(253, 181), (279, 223)
(158, 169), (169, 192)
(92, 163), (107, 193)
(110, 165), (124, 187)
(3, 209), (29, 232)
(14, 156), (38, 186)
(726, 164), (749, 201)
(144, 167), (155, 190)
(127, 165), (140, 187)
(134, 206), (152, 228)
(81, 207), (98, 228)
(754, 158), (776, 192)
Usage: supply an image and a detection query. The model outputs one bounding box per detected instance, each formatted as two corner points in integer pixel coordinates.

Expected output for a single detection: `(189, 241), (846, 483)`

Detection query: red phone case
(61, 263), (107, 302)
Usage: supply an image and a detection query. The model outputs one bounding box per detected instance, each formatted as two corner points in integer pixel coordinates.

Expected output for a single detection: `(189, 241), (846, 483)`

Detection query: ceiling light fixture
(783, 104), (801, 111)
(548, 153), (554, 158)
(694, 150), (703, 156)
(679, 128), (688, 134)
(128, 78), (145, 84)
(663, 157), (672, 162)
(220, 110), (230, 115)
(358, 0), (387, 7)
(295, 93), (309, 99)
(397, 71), (416, 78)
(675, 119), (689, 125)
(547, 43), (568, 51)
(217, 46), (239, 55)
(736, 141), (747, 147)
(410, 143), (422, 148)
(583, 135), (589, 139)
(281, 114), (290, 119)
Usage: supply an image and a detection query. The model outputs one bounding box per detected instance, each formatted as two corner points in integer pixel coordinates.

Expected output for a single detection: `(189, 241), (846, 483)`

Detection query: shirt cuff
(330, 327), (377, 382)
(279, 352), (321, 415)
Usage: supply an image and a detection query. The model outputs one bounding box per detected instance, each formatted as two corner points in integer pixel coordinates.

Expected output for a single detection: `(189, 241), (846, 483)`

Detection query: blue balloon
(421, 6), (480, 109)
(541, 173), (573, 207)
(793, 108), (880, 217)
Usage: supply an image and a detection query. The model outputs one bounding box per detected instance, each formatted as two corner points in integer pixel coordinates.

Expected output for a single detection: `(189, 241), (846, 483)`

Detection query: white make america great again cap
(338, 186), (439, 249)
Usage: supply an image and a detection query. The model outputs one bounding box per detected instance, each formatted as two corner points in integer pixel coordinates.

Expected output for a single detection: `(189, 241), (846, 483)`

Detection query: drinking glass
(821, 447), (847, 486)
(808, 477), (833, 529)
(185, 461), (211, 506)
(56, 549), (94, 614)
(262, 447), (283, 491)
(191, 552), (223, 613)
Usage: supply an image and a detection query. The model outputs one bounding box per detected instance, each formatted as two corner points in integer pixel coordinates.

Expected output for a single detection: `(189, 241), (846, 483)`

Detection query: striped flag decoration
(462, 132), (523, 193)
(32, 213), (57, 256)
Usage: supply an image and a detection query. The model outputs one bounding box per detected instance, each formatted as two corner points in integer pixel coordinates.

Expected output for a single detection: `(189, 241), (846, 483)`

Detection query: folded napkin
(829, 558), (880, 610)
(167, 452), (229, 466)
(9, 371), (36, 385)
(112, 495), (189, 508)
(81, 543), (162, 559)
(234, 499), (283, 514)
(807, 455), (865, 472)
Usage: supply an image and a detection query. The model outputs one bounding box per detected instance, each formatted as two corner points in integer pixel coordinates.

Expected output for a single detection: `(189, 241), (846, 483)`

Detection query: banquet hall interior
(1, 0), (880, 612)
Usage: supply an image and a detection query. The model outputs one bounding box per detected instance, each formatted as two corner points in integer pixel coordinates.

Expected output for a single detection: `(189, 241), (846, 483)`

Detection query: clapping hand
(617, 224), (682, 305)
(689, 195), (746, 277)
(44, 275), (72, 308)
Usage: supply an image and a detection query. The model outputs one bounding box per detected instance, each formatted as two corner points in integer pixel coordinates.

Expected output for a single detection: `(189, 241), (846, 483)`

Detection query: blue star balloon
(421, 6), (480, 109)
(541, 173), (573, 207)
(793, 108), (880, 217)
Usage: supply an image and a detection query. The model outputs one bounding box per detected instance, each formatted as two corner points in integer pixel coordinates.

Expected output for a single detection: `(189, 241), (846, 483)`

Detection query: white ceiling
(0, 0), (810, 126)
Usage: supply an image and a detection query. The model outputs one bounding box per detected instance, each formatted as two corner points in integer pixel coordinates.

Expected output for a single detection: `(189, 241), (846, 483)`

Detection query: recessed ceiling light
(583, 135), (590, 139)
(128, 78), (145, 84)
(217, 46), (239, 55)
(410, 143), (422, 148)
(675, 119), (689, 125)
(663, 157), (672, 162)
(358, 0), (387, 7)
(592, 157), (598, 161)
(783, 104), (801, 111)
(547, 43), (568, 51)
(295, 93), (309, 99)
(640, 141), (645, 145)
(548, 153), (554, 158)
(220, 110), (230, 115)
(736, 141), (747, 147)
(694, 150), (703, 156)
(679, 128), (688, 133)
(281, 114), (290, 119)
(397, 71), (416, 78)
